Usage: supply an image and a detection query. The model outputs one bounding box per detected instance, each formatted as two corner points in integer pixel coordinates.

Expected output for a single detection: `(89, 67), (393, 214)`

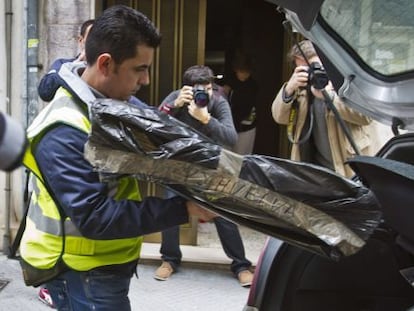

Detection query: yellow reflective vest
(20, 88), (143, 271)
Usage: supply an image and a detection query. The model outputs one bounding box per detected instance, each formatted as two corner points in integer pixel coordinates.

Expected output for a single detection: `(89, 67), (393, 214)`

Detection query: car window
(320, 0), (414, 76)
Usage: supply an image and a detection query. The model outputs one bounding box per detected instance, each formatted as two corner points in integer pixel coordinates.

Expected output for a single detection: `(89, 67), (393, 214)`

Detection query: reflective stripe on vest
(21, 88), (143, 271)
(23, 88), (91, 182)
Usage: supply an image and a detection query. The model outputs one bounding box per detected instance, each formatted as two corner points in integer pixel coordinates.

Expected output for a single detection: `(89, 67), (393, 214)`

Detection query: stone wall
(0, 0), (93, 252)
(38, 0), (92, 78)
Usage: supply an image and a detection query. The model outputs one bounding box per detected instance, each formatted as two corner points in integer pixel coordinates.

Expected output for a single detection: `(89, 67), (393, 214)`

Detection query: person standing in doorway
(223, 50), (258, 155)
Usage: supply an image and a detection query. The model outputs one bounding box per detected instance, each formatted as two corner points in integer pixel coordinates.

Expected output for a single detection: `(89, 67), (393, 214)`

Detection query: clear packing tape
(84, 99), (382, 260)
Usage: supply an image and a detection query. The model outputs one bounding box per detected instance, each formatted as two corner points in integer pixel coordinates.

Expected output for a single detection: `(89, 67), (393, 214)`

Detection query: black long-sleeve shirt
(226, 76), (258, 132)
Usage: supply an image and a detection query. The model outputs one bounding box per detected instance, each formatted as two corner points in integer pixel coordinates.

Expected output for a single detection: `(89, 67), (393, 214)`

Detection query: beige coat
(272, 83), (383, 178)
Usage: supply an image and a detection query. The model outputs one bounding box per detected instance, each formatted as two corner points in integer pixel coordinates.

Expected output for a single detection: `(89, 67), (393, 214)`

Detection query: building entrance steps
(140, 224), (268, 267)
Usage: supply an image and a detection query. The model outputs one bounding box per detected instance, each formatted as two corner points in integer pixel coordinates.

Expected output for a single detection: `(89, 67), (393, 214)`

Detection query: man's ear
(96, 53), (113, 76)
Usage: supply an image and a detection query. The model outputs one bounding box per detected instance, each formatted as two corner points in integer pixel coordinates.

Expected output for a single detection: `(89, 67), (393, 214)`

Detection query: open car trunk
(241, 1), (414, 309)
(244, 133), (414, 311)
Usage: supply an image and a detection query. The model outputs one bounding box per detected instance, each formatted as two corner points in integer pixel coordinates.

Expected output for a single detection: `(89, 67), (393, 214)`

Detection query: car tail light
(245, 237), (270, 306)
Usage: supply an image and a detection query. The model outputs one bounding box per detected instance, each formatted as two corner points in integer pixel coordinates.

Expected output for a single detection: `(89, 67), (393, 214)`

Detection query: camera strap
(287, 98), (314, 145)
(322, 90), (361, 155)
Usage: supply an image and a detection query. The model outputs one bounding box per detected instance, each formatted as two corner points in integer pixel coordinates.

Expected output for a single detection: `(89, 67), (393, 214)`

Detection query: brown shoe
(238, 269), (254, 287)
(154, 261), (174, 281)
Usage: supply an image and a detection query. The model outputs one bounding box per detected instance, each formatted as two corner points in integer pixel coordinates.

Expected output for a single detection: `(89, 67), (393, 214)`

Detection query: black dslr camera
(0, 111), (27, 172)
(307, 62), (329, 90)
(193, 85), (209, 108)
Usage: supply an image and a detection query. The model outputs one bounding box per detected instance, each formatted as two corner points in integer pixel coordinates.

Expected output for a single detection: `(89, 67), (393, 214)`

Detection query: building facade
(0, 0), (297, 251)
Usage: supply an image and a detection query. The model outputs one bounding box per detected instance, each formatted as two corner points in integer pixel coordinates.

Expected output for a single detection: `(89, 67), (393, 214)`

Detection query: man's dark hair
(80, 19), (95, 37)
(85, 5), (161, 65)
(182, 65), (214, 86)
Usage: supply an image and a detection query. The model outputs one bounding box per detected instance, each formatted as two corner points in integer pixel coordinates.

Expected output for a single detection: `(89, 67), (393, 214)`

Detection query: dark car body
(244, 0), (414, 310)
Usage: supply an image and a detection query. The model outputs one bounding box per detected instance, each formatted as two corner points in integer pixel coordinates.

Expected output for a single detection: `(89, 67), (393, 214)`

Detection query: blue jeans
(161, 216), (252, 275)
(46, 268), (133, 311)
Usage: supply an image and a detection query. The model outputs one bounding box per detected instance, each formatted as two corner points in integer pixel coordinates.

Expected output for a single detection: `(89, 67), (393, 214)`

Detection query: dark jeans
(160, 216), (252, 275)
(47, 268), (133, 311)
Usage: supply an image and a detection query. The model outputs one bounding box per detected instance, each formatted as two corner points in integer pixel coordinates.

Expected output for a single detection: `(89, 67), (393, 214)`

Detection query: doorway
(98, 0), (288, 157)
(205, 0), (287, 157)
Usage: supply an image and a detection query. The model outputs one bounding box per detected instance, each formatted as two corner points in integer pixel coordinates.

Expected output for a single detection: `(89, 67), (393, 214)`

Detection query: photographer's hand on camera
(284, 65), (309, 98)
(174, 85), (193, 108)
(188, 101), (211, 124)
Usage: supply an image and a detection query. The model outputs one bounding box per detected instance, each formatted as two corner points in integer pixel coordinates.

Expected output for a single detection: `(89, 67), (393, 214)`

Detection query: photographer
(157, 65), (254, 287)
(272, 40), (381, 177)
(159, 65), (237, 148)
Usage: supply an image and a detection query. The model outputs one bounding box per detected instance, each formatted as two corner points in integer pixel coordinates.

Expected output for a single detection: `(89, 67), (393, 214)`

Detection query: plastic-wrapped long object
(84, 99), (381, 260)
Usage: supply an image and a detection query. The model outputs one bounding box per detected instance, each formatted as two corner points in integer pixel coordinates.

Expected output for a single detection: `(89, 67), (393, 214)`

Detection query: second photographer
(159, 65), (237, 147)
(157, 65), (255, 287)
(271, 39), (381, 178)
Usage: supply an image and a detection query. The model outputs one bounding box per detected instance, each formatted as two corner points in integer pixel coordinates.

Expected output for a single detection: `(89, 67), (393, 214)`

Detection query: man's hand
(174, 85), (193, 108)
(285, 65), (309, 96)
(188, 102), (211, 124)
(186, 201), (217, 222)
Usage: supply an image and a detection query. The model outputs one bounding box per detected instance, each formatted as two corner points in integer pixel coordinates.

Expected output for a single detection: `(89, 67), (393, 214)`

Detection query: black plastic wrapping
(84, 99), (382, 260)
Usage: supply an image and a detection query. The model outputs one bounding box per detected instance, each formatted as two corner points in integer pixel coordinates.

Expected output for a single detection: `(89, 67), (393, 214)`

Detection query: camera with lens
(307, 62), (329, 90)
(193, 85), (209, 108)
(0, 111), (27, 172)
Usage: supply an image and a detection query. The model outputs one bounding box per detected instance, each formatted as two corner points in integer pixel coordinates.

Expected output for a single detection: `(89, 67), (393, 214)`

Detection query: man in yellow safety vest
(20, 5), (214, 310)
